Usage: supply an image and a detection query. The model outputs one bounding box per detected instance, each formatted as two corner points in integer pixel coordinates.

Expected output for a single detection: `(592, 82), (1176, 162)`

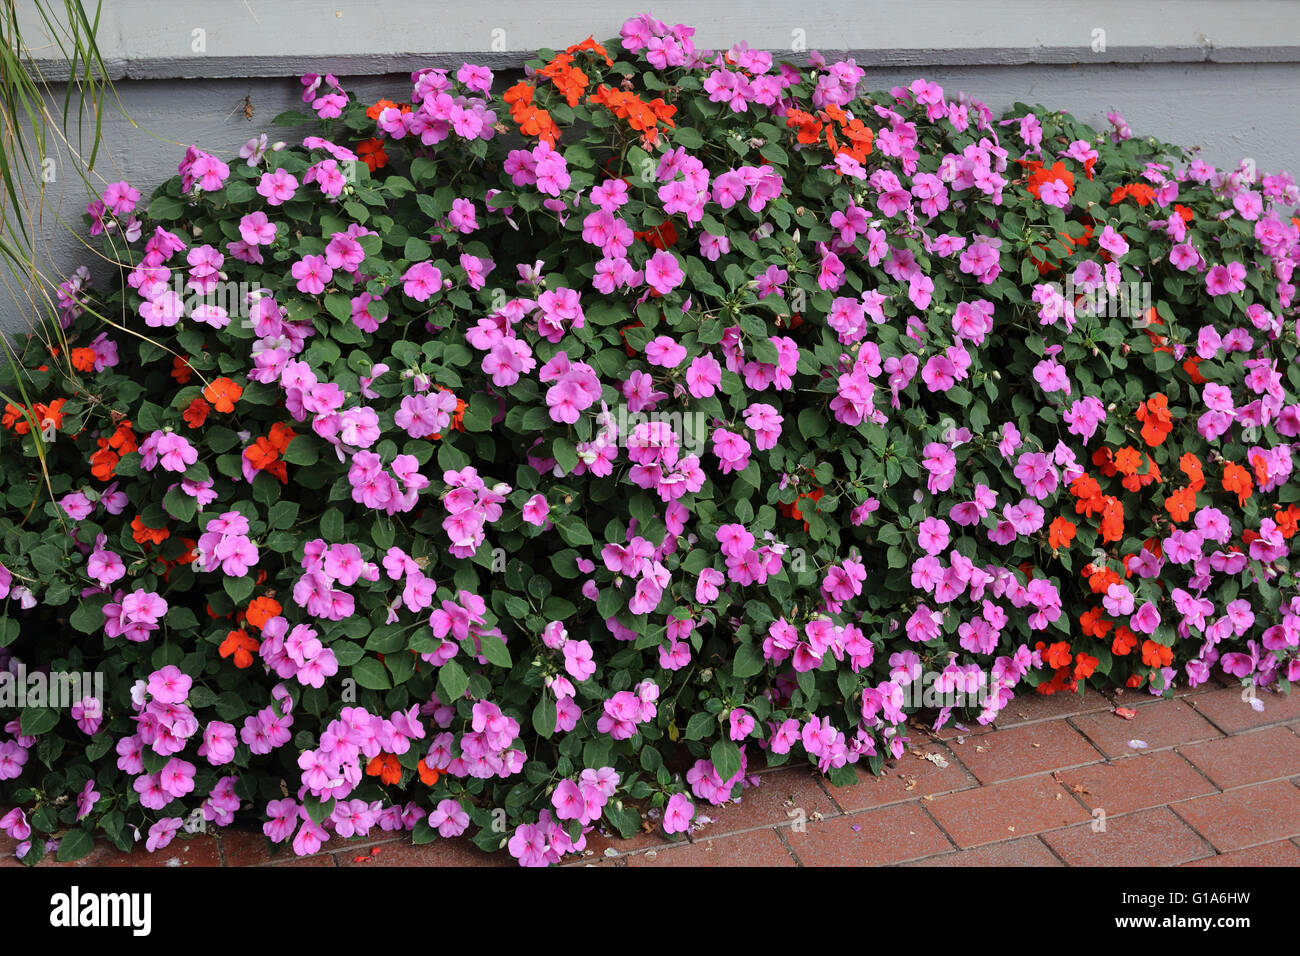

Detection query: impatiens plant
(2, 12), (1298, 866)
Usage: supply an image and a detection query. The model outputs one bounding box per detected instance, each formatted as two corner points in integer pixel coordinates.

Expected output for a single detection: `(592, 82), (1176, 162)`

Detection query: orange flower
(1135, 394), (1172, 447)
(1222, 463), (1253, 506)
(417, 758), (441, 786)
(366, 98), (399, 120)
(1025, 160), (1075, 201)
(365, 752), (403, 785)
(1113, 446), (1142, 476)
(1091, 446), (1117, 477)
(567, 35), (614, 66)
(356, 138), (388, 172)
(131, 515), (169, 546)
(268, 422), (296, 453)
(1112, 625), (1137, 656)
(784, 108), (824, 145)
(1070, 473), (1105, 517)
(1047, 516), (1076, 550)
(203, 377), (243, 413)
(244, 436), (279, 472)
(1072, 652), (1099, 680)
(1110, 183), (1155, 206)
(1179, 453), (1205, 492)
(1099, 496), (1125, 544)
(183, 398), (210, 429)
(90, 441), (119, 481)
(110, 422), (138, 454)
(634, 220), (679, 250)
(219, 629), (260, 669)
(1274, 505), (1300, 539)
(1141, 640), (1173, 668)
(171, 356), (194, 384)
(588, 84), (676, 145)
(1043, 641), (1073, 670)
(1250, 453), (1271, 488)
(1120, 453), (1161, 494)
(1080, 606), (1112, 638)
(22, 398), (69, 435)
(245, 596), (283, 630)
(1182, 355), (1208, 384)
(70, 347), (97, 372)
(1086, 564), (1121, 595)
(1164, 486), (1197, 523)
(504, 81), (559, 145)
(539, 52), (589, 107)
(2, 403), (28, 433)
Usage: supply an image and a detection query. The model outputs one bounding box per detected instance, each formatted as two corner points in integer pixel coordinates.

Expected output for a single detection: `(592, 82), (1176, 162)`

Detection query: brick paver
(7, 669), (1299, 868)
(1177, 725), (1300, 789)
(1070, 698), (1223, 757)
(1041, 807), (1215, 866)
(952, 719), (1103, 783)
(901, 835), (1063, 866)
(783, 801), (953, 865)
(1170, 780), (1300, 852)
(625, 828), (797, 867)
(925, 774), (1092, 848)
(1186, 684), (1300, 734)
(822, 744), (977, 812)
(1052, 749), (1218, 816)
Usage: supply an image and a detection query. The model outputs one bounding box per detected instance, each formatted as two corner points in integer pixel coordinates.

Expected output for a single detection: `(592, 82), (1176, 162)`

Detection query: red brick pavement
(5, 672), (1298, 867)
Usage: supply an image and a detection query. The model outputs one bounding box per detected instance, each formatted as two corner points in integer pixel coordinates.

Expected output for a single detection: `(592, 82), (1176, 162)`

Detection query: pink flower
(522, 494), (550, 526)
(663, 792), (694, 834)
(1098, 224), (1129, 258)
(686, 354), (722, 397)
(1130, 601), (1162, 635)
(645, 335), (687, 367)
(563, 640), (596, 682)
(728, 708), (755, 740)
(644, 250), (685, 294)
(256, 169), (298, 205)
(1205, 261), (1246, 296)
(148, 665), (192, 704)
(917, 517), (950, 555)
(402, 261), (443, 302)
(291, 254), (333, 295)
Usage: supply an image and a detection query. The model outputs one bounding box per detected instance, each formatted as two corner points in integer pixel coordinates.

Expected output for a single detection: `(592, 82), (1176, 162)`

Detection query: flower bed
(1, 12), (1298, 866)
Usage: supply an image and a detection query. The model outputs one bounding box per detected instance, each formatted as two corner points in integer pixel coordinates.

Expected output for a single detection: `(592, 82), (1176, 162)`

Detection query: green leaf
(20, 707), (58, 736)
(55, 829), (95, 863)
(268, 500), (299, 529)
(683, 710), (716, 740)
(320, 507), (345, 541)
(69, 599), (105, 634)
(223, 575), (254, 605)
(478, 635), (513, 669)
(437, 658), (469, 703)
(732, 642), (766, 678)
(711, 739), (742, 781)
(351, 657), (392, 690)
(282, 435), (319, 466)
(532, 697), (557, 738)
(303, 796), (334, 825)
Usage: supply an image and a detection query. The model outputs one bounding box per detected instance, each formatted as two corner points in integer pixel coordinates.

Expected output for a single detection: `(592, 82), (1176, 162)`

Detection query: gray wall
(5, 0), (1300, 333)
